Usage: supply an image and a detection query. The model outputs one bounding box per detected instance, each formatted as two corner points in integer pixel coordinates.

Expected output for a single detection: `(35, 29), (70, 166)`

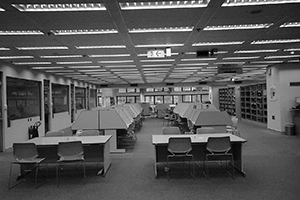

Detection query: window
(201, 94), (210, 102)
(145, 96), (154, 104)
(7, 77), (41, 120)
(173, 95), (180, 104)
(182, 87), (191, 91)
(174, 87), (181, 92)
(182, 95), (192, 103)
(155, 96), (163, 104)
(117, 96), (127, 104)
(119, 88), (126, 93)
(75, 87), (85, 110)
(90, 89), (97, 108)
(52, 84), (69, 113)
(154, 87), (163, 92)
(146, 88), (154, 92)
(192, 94), (201, 102)
(127, 88), (135, 93)
(126, 96), (135, 103)
(164, 95), (173, 104)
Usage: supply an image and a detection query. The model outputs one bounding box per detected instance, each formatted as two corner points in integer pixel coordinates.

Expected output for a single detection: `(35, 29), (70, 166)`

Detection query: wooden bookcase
(219, 87), (236, 116)
(240, 83), (267, 123)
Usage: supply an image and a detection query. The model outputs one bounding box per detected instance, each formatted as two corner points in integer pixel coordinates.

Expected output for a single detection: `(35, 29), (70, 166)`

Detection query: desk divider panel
(71, 110), (100, 130)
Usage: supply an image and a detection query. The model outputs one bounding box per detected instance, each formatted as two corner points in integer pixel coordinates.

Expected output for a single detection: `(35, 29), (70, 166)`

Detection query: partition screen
(7, 77), (41, 120)
(52, 83), (69, 113)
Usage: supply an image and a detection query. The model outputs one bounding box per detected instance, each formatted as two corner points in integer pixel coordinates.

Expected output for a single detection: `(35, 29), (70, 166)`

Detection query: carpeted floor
(1, 117), (300, 200)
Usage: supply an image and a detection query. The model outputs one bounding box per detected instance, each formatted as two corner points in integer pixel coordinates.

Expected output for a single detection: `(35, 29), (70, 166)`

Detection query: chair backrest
(162, 127), (181, 135)
(59, 126), (74, 136)
(231, 117), (238, 129)
(58, 141), (84, 158)
(13, 143), (38, 160)
(168, 137), (192, 154)
(45, 131), (64, 137)
(206, 136), (231, 154)
(196, 127), (215, 134)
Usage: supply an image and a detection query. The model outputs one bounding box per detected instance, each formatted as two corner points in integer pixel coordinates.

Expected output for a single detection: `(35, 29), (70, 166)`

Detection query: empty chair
(8, 143), (48, 189)
(204, 136), (234, 179)
(162, 127), (181, 135)
(56, 141), (86, 187)
(196, 127), (215, 134)
(45, 130), (64, 137)
(166, 137), (195, 180)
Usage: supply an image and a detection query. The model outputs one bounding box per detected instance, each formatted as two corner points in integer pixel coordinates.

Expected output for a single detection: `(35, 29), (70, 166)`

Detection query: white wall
(267, 64), (300, 132)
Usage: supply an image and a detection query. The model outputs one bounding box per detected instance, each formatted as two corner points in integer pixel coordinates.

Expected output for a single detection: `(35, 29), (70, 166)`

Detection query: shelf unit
(240, 83), (267, 123)
(219, 87), (236, 116)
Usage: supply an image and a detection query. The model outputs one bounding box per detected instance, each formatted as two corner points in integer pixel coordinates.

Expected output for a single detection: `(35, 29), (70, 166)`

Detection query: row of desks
(23, 133), (247, 178)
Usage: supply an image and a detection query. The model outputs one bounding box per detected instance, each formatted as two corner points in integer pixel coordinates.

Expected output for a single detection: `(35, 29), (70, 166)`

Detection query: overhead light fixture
(128, 27), (194, 33)
(215, 62), (245, 65)
(57, 61), (92, 64)
(17, 46), (69, 50)
(284, 48), (300, 52)
(264, 55), (300, 59)
(250, 61), (284, 64)
(177, 63), (209, 66)
(13, 62), (52, 65)
(46, 70), (74, 73)
(135, 44), (184, 48)
(204, 23), (273, 31)
(119, 1), (210, 10)
(181, 58), (217, 61)
(88, 54), (130, 57)
(76, 45), (126, 49)
(0, 30), (44, 35)
(12, 3), (106, 12)
(223, 56), (260, 60)
(0, 7), (5, 11)
(222, 0), (300, 7)
(40, 55), (82, 58)
(142, 64), (173, 67)
(51, 29), (118, 35)
(32, 66), (64, 69)
(105, 65), (136, 68)
(0, 47), (10, 50)
(193, 41), (244, 46)
(79, 69), (106, 72)
(251, 39), (300, 44)
(140, 59), (175, 62)
(234, 49), (279, 53)
(98, 60), (134, 63)
(138, 52), (178, 56)
(0, 56), (34, 59)
(280, 22), (300, 28)
(68, 66), (101, 69)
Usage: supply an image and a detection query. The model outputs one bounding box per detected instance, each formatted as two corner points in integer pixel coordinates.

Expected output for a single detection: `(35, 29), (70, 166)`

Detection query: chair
(162, 127), (181, 135)
(56, 141), (86, 187)
(204, 136), (234, 179)
(8, 143), (48, 189)
(196, 127), (215, 134)
(166, 137), (195, 180)
(45, 130), (64, 137)
(162, 109), (171, 126)
(227, 116), (241, 137)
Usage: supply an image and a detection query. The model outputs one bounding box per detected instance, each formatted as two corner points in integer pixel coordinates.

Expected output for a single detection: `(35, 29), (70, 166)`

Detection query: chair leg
(8, 163), (13, 189)
(35, 164), (39, 189)
(166, 157), (170, 181)
(83, 161), (86, 185)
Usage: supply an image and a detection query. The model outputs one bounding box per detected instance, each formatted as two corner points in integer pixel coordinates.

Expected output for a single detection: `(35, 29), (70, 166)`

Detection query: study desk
(152, 133), (247, 178)
(24, 135), (112, 176)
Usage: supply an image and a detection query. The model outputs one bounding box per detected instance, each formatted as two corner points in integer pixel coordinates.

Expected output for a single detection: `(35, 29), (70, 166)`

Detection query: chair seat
(16, 158), (45, 164)
(57, 155), (84, 162)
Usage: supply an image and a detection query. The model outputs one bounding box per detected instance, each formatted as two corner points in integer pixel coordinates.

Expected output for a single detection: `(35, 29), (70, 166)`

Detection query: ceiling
(0, 0), (300, 88)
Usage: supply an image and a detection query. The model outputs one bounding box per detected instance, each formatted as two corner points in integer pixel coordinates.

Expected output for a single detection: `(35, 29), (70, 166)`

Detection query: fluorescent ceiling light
(204, 23), (273, 31)
(140, 59), (175, 62)
(0, 47), (10, 50)
(46, 70), (74, 73)
(105, 65), (136, 68)
(185, 51), (228, 54)
(216, 62), (245, 65)
(0, 56), (34, 59)
(264, 55), (300, 59)
(0, 7), (4, 11)
(135, 44), (184, 48)
(119, 1), (210, 10)
(181, 58), (217, 61)
(12, 3), (106, 12)
(32, 67), (64, 69)
(222, 0), (300, 7)
(141, 64), (172, 67)
(79, 69), (106, 72)
(138, 53), (178, 56)
(223, 56), (260, 60)
(88, 54), (130, 57)
(17, 46), (68, 50)
(284, 48), (300, 52)
(13, 62), (51, 65)
(250, 61), (283, 64)
(76, 45), (126, 49)
(177, 63), (209, 66)
(193, 41), (244, 46)
(51, 29), (117, 35)
(288, 60), (300, 63)
(280, 22), (300, 28)
(98, 60), (134, 63)
(57, 61), (92, 64)
(67, 66), (101, 69)
(129, 27), (193, 33)
(251, 39), (300, 44)
(234, 49), (279, 53)
(0, 30), (43, 35)
(40, 55), (82, 58)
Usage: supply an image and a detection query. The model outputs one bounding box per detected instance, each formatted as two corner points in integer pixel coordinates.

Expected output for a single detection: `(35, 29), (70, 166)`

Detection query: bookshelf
(240, 83), (267, 123)
(219, 87), (236, 116)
